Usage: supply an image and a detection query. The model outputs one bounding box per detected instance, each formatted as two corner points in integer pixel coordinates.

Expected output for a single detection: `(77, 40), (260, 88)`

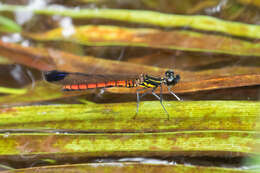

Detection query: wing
(44, 70), (139, 85)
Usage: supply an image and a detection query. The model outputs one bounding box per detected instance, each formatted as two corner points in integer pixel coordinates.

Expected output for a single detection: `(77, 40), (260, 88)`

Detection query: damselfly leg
(151, 85), (170, 120)
(134, 88), (153, 119)
(168, 87), (181, 101)
(134, 85), (170, 120)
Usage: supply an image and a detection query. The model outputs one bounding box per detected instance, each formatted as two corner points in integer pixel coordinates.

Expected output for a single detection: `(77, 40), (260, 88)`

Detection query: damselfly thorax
(44, 70), (181, 119)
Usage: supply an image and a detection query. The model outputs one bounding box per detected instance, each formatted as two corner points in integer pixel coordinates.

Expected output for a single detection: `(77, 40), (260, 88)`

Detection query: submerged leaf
(0, 101), (258, 132)
(0, 4), (260, 39)
(24, 25), (260, 56)
(0, 41), (55, 71)
(0, 16), (21, 33)
(0, 131), (258, 157)
(0, 86), (27, 95)
(0, 81), (82, 106)
(0, 55), (12, 64)
(1, 163), (258, 173)
(238, 0), (260, 7)
(0, 40), (169, 76)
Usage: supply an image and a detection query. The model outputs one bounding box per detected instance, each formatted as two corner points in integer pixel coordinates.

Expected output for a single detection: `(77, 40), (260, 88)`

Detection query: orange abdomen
(62, 80), (137, 91)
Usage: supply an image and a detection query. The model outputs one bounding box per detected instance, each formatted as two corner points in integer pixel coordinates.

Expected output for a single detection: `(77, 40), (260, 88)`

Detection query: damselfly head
(164, 70), (180, 86)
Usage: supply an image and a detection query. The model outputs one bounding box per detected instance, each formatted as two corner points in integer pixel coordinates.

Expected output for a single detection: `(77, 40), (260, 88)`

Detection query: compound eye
(165, 70), (174, 77)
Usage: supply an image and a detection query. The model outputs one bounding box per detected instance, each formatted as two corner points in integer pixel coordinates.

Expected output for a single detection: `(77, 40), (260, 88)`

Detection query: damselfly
(44, 70), (181, 119)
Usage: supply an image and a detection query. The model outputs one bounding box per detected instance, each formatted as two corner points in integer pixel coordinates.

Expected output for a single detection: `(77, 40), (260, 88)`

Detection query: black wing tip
(44, 70), (69, 82)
